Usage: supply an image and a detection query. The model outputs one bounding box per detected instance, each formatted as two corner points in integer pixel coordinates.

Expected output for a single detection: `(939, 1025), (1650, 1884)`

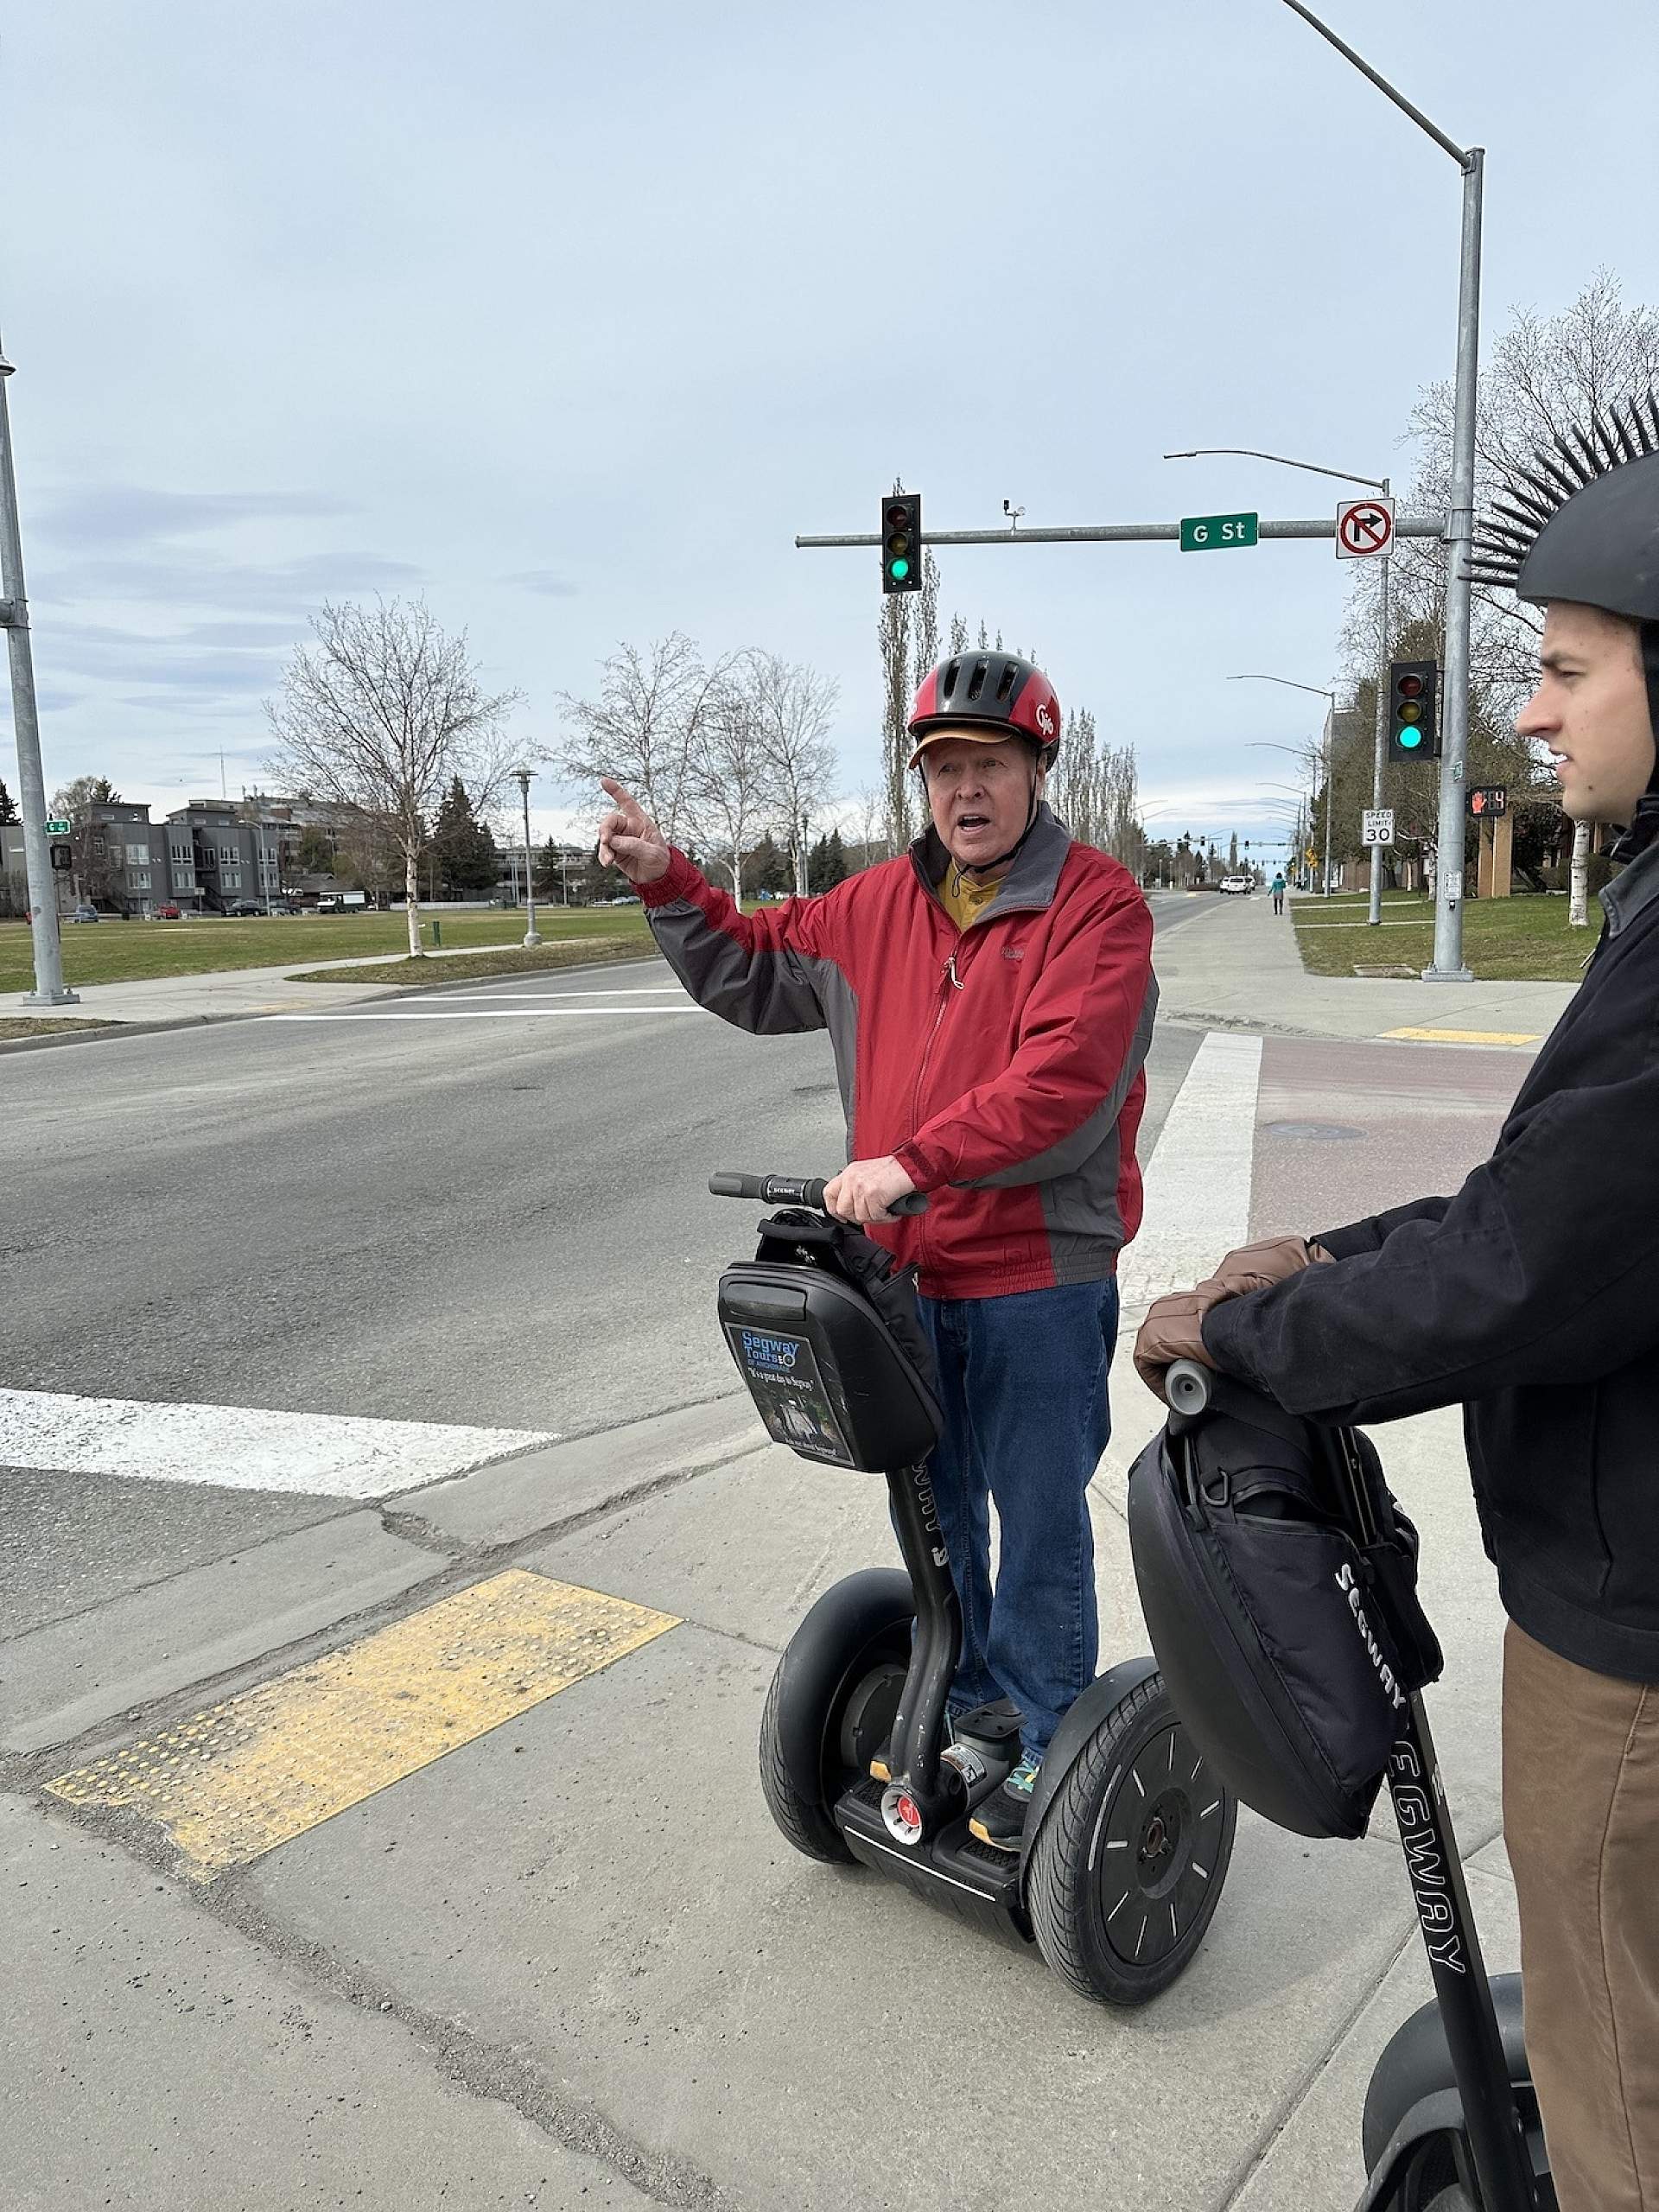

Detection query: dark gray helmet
(1468, 392), (1659, 854)
(1468, 393), (1659, 620)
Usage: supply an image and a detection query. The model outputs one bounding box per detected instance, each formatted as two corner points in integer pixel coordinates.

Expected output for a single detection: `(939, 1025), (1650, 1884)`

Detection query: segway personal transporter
(1134, 1361), (1550, 2209)
(709, 1171), (1236, 2006)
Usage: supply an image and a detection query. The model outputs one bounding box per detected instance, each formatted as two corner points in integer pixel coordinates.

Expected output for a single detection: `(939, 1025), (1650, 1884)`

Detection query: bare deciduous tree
(554, 632), (728, 844)
(678, 674), (776, 907)
(739, 649), (838, 894)
(266, 598), (521, 957)
(879, 590), (912, 857)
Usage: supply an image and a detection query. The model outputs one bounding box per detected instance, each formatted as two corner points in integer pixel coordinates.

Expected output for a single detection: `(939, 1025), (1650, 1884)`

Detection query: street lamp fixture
(513, 767), (541, 948)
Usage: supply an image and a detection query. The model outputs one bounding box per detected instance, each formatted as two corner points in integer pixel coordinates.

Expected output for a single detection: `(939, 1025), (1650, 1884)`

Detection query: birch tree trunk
(405, 842), (422, 956)
(1567, 817), (1592, 926)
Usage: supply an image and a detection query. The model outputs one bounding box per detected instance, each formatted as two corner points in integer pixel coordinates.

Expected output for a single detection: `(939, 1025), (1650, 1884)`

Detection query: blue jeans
(914, 1278), (1118, 1758)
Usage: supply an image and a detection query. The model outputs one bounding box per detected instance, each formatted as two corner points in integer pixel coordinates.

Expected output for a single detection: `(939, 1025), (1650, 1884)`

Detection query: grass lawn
(289, 938), (648, 986)
(0, 1016), (116, 1041)
(0, 906), (652, 995)
(1292, 891), (1598, 982)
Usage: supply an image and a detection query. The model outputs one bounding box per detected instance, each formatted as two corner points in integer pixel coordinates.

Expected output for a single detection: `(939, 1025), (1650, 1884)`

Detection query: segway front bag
(1128, 1376), (1442, 1840)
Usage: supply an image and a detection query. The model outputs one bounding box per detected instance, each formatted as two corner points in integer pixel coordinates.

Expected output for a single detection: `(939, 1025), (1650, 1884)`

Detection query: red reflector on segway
(896, 1796), (919, 1829)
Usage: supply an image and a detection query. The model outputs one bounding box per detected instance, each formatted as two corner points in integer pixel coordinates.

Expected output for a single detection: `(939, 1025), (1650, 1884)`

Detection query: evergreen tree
(808, 827), (849, 893)
(743, 833), (790, 895)
(429, 774), (498, 894)
(0, 776), (16, 824)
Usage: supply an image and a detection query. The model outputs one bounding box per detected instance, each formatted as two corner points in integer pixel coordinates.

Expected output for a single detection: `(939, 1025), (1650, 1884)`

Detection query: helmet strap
(1605, 621), (1659, 865)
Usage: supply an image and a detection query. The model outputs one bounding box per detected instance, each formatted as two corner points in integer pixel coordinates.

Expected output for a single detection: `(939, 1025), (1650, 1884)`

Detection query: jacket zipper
(906, 946), (969, 1277)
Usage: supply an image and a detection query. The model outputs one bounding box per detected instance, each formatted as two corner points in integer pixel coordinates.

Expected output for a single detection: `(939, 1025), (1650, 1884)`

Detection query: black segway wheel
(1028, 1672), (1236, 2005)
(758, 1580), (912, 1864)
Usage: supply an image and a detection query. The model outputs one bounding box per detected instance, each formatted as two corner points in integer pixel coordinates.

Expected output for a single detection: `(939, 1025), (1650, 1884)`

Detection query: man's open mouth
(957, 813), (990, 830)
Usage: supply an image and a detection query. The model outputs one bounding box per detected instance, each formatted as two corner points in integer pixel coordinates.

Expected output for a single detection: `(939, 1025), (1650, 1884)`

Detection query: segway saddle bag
(718, 1219), (943, 1474)
(1128, 1377), (1442, 1840)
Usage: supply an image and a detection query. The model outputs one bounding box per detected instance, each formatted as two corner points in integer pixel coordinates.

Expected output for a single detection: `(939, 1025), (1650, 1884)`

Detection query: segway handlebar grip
(1166, 1360), (1214, 1416)
(707, 1171), (928, 1217)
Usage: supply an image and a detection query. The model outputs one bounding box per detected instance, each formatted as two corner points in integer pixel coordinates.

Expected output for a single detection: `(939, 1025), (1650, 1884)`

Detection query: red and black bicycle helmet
(906, 652), (1061, 770)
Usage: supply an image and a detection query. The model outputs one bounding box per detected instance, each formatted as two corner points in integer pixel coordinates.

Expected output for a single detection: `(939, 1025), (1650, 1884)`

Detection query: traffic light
(49, 841), (73, 871)
(881, 493), (922, 594)
(1387, 659), (1440, 763)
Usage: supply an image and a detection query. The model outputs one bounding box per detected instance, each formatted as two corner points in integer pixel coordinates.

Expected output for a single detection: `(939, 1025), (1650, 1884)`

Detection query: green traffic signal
(887, 557), (910, 583)
(1399, 728), (1423, 750)
(880, 491), (922, 594)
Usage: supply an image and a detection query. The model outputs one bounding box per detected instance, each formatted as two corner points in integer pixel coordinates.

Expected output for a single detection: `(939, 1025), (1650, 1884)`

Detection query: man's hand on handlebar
(823, 1155), (918, 1226)
(597, 778), (671, 886)
(1133, 1236), (1335, 1402)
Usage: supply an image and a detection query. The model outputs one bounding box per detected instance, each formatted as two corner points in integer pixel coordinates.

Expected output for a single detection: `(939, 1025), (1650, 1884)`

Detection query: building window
(125, 844), (149, 868)
(219, 845), (237, 865)
(223, 870), (242, 889)
(169, 842), (191, 865)
(129, 870), (152, 890)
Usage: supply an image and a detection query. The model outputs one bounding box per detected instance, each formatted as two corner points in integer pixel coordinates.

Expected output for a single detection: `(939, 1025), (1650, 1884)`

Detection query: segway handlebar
(1165, 1359), (1214, 1416)
(708, 1170), (929, 1217)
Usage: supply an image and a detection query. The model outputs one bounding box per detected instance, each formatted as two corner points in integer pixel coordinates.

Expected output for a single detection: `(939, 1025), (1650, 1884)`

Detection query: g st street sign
(1179, 512), (1258, 552)
(44, 817), (70, 835)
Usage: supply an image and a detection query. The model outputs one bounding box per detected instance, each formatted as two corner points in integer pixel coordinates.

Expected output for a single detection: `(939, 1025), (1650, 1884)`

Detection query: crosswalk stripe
(1118, 1031), (1262, 1308)
(0, 1388), (554, 1499)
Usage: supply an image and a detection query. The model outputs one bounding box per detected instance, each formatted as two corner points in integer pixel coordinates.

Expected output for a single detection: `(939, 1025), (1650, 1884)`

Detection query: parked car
(315, 891), (367, 913)
(69, 903), (101, 923)
(225, 899), (264, 917)
(155, 904), (183, 919)
(1218, 874), (1254, 896)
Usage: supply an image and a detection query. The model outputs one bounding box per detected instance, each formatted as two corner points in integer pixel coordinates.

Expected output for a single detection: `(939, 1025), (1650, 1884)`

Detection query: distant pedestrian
(1269, 871), (1286, 917)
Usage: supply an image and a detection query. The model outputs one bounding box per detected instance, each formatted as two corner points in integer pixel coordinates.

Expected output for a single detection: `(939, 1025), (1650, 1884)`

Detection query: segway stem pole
(882, 1462), (965, 1830)
(1385, 1696), (1539, 2209)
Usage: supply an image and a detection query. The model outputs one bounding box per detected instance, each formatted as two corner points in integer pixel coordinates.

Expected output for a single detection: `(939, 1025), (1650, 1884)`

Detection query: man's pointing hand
(597, 778), (671, 885)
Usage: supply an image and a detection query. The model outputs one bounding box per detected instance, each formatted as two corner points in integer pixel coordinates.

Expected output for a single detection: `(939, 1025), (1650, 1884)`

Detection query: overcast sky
(4, 1), (1657, 855)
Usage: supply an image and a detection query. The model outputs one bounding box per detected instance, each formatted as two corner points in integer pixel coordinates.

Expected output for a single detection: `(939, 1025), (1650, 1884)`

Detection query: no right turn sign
(1336, 497), (1395, 561)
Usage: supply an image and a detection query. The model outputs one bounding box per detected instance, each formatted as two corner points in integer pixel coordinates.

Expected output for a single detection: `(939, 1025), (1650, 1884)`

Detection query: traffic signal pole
(799, 515), (1446, 553)
(0, 338), (75, 1006)
(1369, 482), (1391, 927)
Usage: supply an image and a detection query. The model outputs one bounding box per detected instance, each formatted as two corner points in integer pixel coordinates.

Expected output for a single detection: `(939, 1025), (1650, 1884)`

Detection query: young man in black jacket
(1135, 396), (1659, 2212)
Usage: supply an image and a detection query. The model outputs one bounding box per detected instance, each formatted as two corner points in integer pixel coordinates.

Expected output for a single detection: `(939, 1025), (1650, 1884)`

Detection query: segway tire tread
(1027, 1674), (1235, 2007)
(758, 1658), (856, 1864)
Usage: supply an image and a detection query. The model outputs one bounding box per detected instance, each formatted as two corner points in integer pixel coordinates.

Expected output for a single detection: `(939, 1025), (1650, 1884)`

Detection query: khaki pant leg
(1502, 1620), (1659, 2212)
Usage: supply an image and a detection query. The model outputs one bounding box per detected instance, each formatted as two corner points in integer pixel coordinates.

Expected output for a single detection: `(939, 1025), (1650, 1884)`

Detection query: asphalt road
(1, 896), (1203, 1636)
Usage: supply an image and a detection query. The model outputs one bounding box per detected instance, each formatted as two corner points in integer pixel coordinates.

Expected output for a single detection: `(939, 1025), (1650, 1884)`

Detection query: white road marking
(1119, 1030), (1262, 1308)
(429, 987), (692, 1001)
(0, 1389), (554, 1500)
(269, 1007), (703, 1021)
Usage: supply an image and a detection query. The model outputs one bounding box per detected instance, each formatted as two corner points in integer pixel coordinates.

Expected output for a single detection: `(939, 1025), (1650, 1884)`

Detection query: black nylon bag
(1127, 1377), (1442, 1841)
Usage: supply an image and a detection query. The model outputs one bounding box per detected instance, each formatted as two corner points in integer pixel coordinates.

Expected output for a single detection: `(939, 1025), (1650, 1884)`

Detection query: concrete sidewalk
(1155, 887), (1576, 1045)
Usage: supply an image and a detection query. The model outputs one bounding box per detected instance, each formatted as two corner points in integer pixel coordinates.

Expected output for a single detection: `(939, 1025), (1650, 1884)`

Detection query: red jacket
(641, 806), (1157, 1299)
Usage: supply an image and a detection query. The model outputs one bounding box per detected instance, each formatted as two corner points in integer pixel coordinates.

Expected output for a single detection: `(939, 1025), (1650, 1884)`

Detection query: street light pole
(1230, 675), (1338, 893)
(1280, 0), (1482, 976)
(0, 338), (75, 1005)
(515, 768), (541, 948)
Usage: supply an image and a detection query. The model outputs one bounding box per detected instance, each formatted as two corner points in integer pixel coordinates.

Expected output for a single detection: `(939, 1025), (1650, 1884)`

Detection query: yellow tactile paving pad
(1382, 1027), (1542, 1047)
(45, 1570), (678, 1882)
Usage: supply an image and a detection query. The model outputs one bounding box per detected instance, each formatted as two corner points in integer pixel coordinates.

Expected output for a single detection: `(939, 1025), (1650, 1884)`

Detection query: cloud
(34, 549), (423, 616)
(501, 569), (580, 598)
(33, 486), (354, 550)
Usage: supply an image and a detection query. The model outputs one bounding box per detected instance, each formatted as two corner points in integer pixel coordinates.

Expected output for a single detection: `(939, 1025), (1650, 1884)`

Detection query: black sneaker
(968, 1751), (1041, 1851)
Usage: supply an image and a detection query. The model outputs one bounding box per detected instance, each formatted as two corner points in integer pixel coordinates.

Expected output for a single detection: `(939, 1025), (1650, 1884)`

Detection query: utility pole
(1279, 1), (1482, 976)
(0, 336), (76, 1004)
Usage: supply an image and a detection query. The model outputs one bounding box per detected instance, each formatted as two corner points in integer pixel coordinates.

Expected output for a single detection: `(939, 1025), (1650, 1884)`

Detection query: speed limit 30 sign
(1336, 497), (1395, 561)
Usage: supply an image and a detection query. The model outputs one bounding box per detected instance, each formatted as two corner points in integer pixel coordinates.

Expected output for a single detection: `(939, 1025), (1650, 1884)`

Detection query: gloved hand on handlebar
(1133, 1236), (1332, 1403)
(823, 1155), (918, 1225)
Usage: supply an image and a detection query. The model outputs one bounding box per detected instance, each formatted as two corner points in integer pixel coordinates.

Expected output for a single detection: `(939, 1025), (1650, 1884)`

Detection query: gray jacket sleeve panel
(648, 899), (827, 1033)
(969, 973), (1159, 1189)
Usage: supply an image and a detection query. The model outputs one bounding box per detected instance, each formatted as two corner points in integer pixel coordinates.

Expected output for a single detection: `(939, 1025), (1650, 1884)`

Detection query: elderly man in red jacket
(599, 652), (1156, 1846)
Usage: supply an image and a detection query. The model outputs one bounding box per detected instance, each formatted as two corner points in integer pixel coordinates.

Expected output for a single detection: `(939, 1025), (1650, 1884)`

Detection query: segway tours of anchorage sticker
(726, 1325), (855, 1466)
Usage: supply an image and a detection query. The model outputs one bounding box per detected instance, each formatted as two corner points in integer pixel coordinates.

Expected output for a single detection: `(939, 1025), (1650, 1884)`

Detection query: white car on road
(1218, 874), (1254, 896)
